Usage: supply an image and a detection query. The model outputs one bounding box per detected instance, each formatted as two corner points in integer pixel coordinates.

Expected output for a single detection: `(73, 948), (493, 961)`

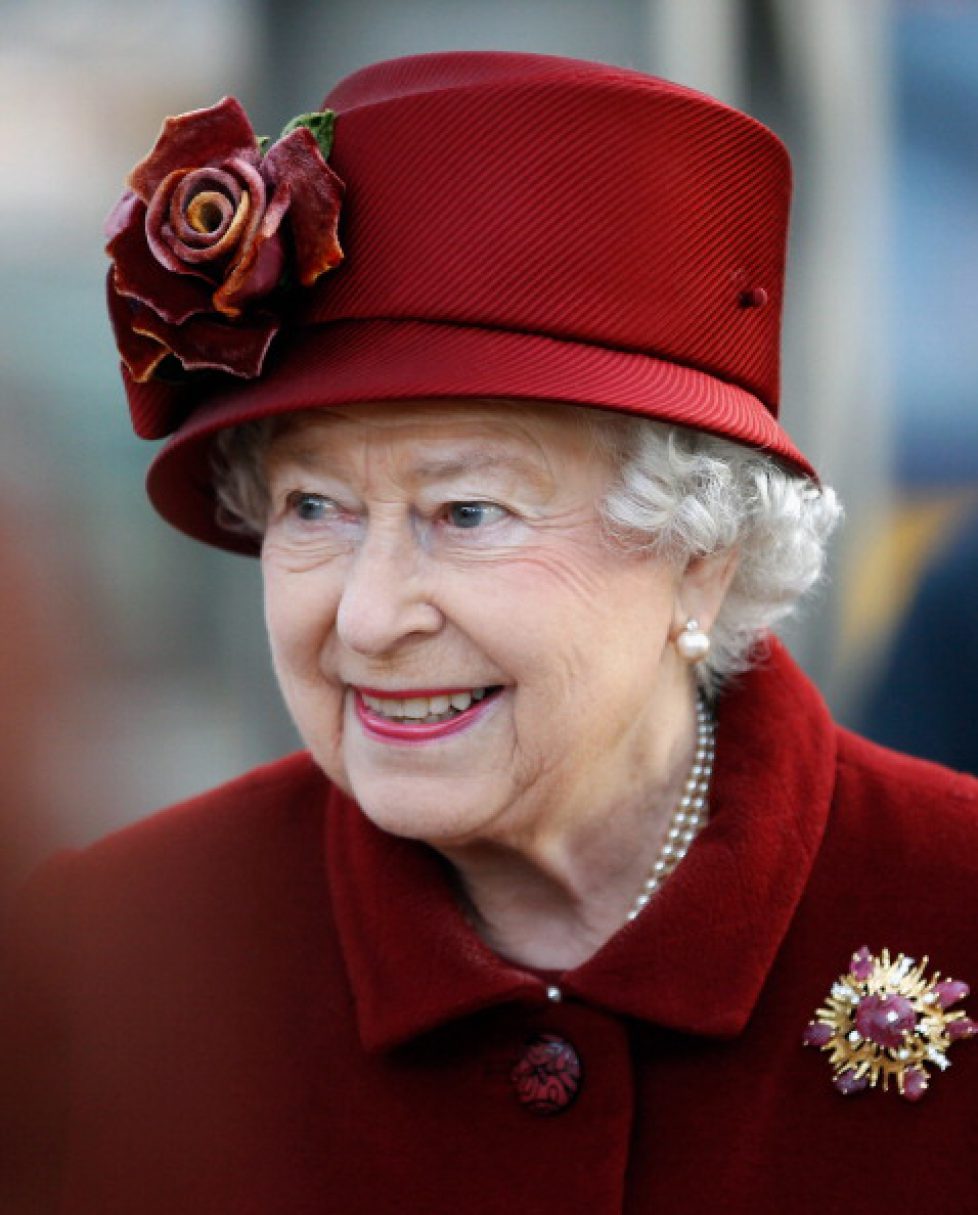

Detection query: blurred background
(1, 0), (976, 883)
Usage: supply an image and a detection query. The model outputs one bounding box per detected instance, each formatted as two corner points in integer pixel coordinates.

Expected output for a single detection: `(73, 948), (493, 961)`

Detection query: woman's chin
(345, 769), (499, 846)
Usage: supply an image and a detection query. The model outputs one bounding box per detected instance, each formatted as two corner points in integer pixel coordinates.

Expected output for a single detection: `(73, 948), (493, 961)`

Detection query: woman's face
(261, 399), (704, 850)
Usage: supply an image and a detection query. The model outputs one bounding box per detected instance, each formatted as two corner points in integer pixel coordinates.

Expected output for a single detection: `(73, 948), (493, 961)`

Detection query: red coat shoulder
(837, 724), (978, 798)
(834, 726), (978, 862)
(0, 753), (347, 1213)
(77, 749), (327, 867)
(799, 727), (978, 981)
(42, 750), (334, 966)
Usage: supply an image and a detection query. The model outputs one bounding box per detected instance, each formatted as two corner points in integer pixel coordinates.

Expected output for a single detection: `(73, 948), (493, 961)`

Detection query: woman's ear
(672, 548), (740, 635)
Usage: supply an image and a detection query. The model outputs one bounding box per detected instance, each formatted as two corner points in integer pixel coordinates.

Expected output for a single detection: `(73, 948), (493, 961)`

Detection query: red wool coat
(3, 642), (978, 1213)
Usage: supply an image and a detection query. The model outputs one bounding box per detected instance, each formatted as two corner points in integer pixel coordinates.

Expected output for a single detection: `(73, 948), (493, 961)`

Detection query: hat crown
(309, 50), (791, 413)
(323, 50), (777, 130)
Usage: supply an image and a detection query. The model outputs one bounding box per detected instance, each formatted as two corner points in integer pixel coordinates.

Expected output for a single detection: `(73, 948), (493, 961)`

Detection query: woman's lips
(352, 686), (501, 744)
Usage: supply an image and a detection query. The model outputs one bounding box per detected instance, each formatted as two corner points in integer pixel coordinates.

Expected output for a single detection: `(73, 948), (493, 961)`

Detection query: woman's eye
(445, 502), (506, 529)
(285, 491), (336, 522)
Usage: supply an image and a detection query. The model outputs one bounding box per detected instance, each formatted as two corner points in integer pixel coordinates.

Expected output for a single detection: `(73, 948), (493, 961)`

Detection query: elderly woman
(3, 51), (978, 1215)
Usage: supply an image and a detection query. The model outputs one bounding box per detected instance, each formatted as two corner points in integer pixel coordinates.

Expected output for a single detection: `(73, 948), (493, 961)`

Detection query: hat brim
(147, 317), (815, 556)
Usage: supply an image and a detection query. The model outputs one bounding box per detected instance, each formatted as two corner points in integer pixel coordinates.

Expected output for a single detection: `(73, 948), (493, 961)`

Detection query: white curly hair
(210, 403), (842, 695)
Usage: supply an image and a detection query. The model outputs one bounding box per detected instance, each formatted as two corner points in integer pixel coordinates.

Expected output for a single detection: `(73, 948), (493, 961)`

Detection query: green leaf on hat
(257, 135), (270, 156)
(278, 110), (336, 161)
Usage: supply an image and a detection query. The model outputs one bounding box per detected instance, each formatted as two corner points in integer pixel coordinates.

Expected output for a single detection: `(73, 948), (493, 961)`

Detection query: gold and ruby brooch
(803, 946), (976, 1101)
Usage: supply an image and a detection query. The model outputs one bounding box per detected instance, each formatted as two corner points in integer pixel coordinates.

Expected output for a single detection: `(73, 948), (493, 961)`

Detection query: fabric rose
(105, 97), (344, 383)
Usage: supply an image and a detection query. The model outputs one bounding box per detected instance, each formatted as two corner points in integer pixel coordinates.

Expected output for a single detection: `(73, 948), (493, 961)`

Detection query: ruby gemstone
(947, 1016), (978, 1041)
(802, 1021), (833, 1047)
(833, 1068), (869, 1096)
(902, 1067), (929, 1102)
(854, 993), (916, 1049)
(935, 979), (970, 1008)
(850, 946), (874, 982)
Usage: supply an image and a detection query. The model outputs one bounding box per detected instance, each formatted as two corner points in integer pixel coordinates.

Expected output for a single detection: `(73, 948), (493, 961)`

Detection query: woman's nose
(335, 526), (443, 657)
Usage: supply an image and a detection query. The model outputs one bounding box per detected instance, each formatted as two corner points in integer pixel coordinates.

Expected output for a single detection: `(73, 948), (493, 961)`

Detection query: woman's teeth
(362, 687), (490, 722)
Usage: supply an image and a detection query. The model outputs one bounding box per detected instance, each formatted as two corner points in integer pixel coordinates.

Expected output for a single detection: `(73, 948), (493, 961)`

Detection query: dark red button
(511, 1033), (582, 1115)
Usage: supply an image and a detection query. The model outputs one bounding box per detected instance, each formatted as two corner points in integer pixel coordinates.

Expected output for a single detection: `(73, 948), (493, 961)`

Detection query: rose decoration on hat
(105, 97), (344, 389)
(803, 946), (977, 1101)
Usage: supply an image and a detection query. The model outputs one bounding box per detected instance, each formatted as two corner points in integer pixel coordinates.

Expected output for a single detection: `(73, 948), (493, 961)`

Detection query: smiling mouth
(357, 686), (502, 726)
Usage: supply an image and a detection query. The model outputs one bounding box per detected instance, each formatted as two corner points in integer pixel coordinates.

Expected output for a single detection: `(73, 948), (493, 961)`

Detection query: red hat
(108, 51), (813, 554)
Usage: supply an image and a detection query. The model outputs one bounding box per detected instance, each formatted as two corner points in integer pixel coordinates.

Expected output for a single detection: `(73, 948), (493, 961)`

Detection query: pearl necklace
(626, 692), (716, 922)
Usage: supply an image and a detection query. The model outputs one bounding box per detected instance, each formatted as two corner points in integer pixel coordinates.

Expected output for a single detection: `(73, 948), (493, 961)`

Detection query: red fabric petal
(128, 97), (259, 202)
(214, 230), (286, 317)
(145, 170), (220, 275)
(263, 126), (344, 287)
(104, 189), (141, 243)
(213, 166), (292, 317)
(155, 162), (261, 272)
(133, 307), (279, 378)
(205, 156), (270, 316)
(106, 273), (171, 382)
(170, 170), (243, 248)
(108, 203), (214, 325)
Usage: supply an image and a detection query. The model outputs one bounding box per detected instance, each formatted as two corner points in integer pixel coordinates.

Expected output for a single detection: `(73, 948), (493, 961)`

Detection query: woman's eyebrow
(266, 445), (554, 492)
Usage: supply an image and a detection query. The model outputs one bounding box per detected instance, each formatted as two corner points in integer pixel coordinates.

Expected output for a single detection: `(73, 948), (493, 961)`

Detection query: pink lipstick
(353, 687), (501, 744)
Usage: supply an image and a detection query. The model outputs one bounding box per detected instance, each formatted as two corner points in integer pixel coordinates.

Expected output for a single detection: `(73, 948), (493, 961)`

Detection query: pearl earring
(675, 618), (711, 663)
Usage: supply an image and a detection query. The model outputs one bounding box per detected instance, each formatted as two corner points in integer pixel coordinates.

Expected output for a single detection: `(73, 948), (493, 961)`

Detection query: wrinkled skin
(260, 397), (739, 968)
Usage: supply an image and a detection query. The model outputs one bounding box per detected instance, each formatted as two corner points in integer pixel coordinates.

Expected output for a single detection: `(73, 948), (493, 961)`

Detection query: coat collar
(326, 640), (837, 1052)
